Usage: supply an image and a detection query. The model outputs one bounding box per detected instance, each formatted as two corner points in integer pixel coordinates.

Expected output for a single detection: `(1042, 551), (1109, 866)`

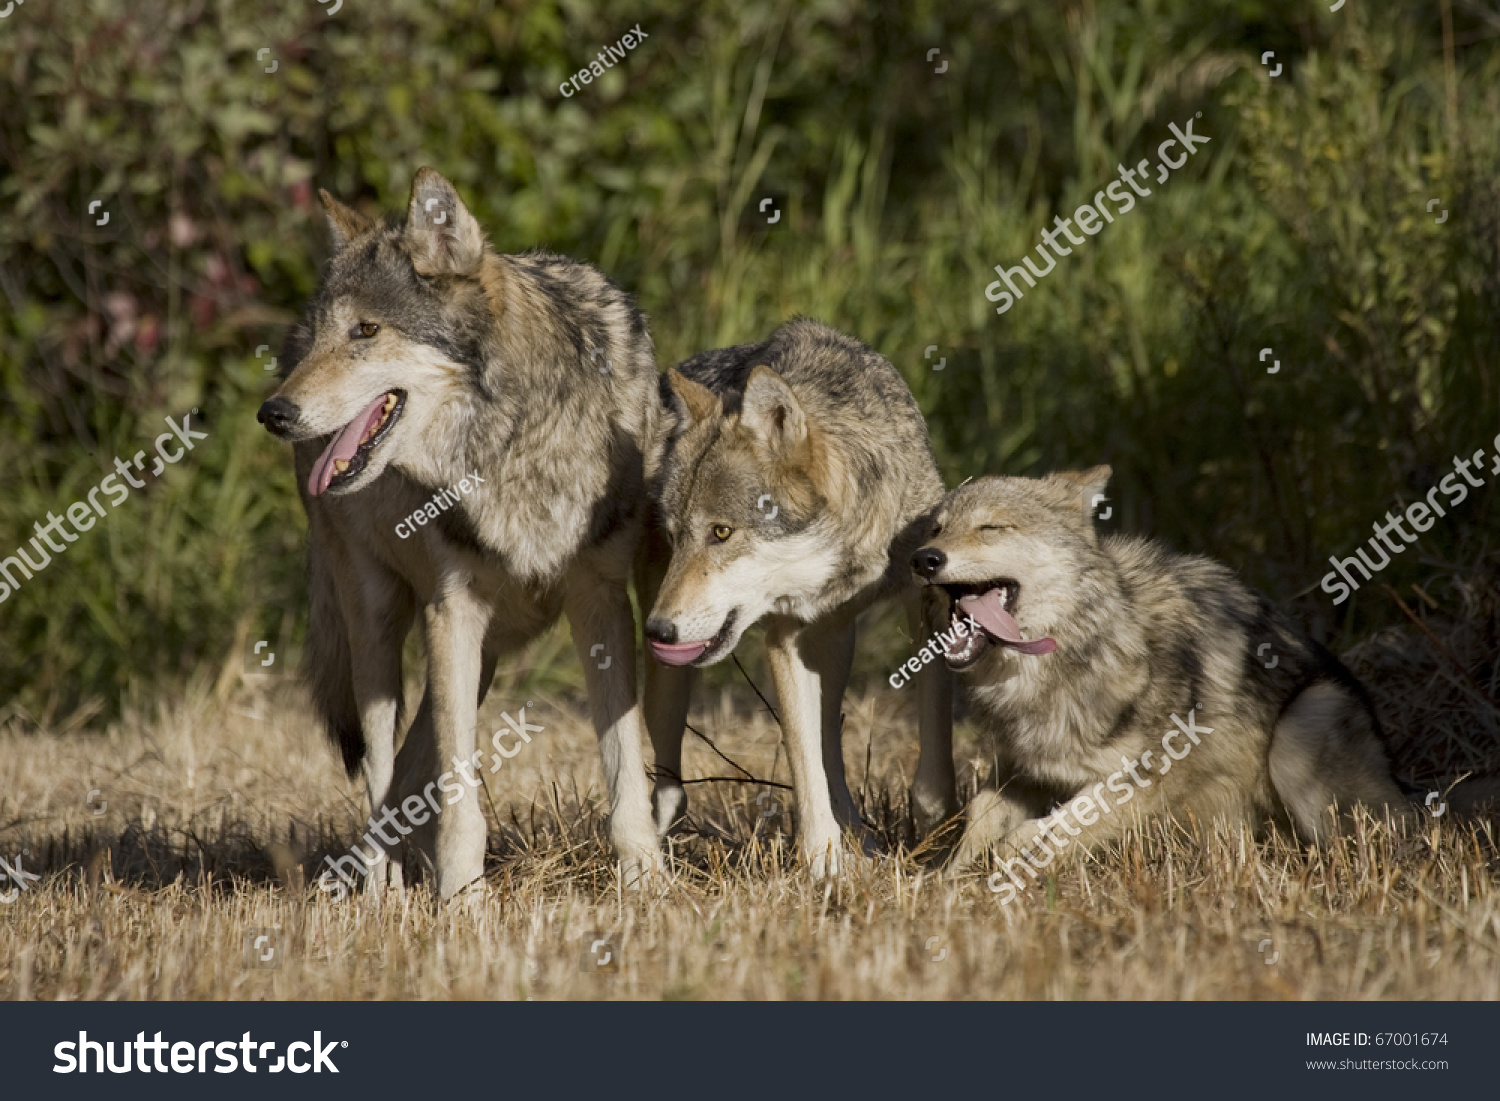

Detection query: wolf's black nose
(911, 547), (947, 578)
(257, 397), (301, 438)
(644, 617), (678, 645)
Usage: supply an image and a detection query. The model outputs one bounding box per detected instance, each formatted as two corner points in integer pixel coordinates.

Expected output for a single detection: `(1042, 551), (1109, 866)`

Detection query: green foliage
(1, 0), (1497, 717)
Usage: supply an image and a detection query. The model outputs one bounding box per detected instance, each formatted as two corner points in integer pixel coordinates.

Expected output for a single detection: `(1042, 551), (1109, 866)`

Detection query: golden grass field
(2, 586), (1499, 1002)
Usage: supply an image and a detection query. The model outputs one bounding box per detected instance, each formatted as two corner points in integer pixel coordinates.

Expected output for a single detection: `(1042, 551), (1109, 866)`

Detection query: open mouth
(307, 390), (406, 498)
(938, 579), (1056, 669)
(648, 610), (738, 667)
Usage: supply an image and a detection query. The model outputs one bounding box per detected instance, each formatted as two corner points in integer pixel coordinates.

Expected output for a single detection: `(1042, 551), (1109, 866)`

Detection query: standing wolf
(257, 168), (666, 898)
(911, 467), (1408, 876)
(642, 319), (956, 876)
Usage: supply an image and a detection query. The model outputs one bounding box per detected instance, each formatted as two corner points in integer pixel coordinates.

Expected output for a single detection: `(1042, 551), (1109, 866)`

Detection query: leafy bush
(1, 0), (1496, 720)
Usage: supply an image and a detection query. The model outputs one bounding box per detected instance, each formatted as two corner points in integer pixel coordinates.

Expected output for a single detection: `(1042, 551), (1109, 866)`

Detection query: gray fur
(641, 319), (957, 873)
(914, 469), (1409, 875)
(262, 168), (667, 898)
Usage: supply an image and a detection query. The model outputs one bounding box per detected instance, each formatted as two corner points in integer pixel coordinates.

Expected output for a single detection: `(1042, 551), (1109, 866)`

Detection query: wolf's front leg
(972, 787), (1159, 894)
(343, 573), (415, 897)
(799, 613), (874, 849)
(565, 561), (661, 885)
(905, 586), (957, 838)
(765, 616), (845, 878)
(636, 528), (697, 837)
(422, 582), (494, 899)
(947, 768), (1060, 873)
(643, 658), (695, 836)
(806, 616), (857, 823)
(315, 525), (415, 897)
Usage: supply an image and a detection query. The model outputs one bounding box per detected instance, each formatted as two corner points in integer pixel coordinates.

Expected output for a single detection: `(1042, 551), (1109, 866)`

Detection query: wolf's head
(910, 467), (1111, 672)
(257, 168), (498, 498)
(644, 366), (843, 666)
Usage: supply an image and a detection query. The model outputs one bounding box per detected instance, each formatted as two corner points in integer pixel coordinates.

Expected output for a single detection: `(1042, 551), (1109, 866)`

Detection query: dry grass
(3, 594), (1500, 1001)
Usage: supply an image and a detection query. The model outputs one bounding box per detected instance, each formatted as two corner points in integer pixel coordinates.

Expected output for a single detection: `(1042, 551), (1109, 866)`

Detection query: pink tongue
(649, 639), (710, 666)
(307, 393), (391, 497)
(957, 591), (1057, 656)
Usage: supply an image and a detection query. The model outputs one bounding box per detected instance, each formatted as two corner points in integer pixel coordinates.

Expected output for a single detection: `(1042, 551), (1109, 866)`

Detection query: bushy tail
(305, 534), (365, 777)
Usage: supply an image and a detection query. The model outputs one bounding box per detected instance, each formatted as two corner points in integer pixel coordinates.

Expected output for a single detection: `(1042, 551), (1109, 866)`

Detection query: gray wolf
(910, 467), (1409, 876)
(640, 318), (956, 876)
(257, 168), (667, 898)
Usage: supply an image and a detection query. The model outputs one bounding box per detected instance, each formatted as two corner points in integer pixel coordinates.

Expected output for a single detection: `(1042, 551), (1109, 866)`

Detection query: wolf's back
(674, 317), (923, 424)
(673, 317), (941, 508)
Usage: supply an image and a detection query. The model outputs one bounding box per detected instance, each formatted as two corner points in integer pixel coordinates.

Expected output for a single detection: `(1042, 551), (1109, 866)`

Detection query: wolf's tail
(305, 533), (365, 777)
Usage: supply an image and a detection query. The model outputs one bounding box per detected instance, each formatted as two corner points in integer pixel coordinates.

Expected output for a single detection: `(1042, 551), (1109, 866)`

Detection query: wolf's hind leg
(1269, 681), (1408, 840)
(905, 586), (957, 838)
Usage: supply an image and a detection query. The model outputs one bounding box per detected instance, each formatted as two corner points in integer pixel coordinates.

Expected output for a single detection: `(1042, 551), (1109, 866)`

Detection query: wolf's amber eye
(351, 322), (380, 339)
(711, 524), (733, 543)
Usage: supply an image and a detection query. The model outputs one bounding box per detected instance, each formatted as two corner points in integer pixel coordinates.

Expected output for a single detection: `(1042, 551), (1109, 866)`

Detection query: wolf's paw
(433, 850), (487, 902)
(944, 789), (1026, 877)
(910, 784), (960, 840)
(359, 857), (406, 909)
(845, 822), (881, 859)
(652, 783), (688, 838)
(439, 875), (489, 915)
(618, 846), (666, 891)
(802, 830), (854, 881)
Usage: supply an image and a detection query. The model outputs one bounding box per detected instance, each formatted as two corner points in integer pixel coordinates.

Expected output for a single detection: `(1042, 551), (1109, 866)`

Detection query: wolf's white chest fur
(971, 657), (1124, 789)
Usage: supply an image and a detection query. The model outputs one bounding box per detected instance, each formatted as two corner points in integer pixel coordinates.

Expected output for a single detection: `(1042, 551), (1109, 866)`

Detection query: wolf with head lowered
(258, 168), (667, 898)
(911, 467), (1409, 879)
(643, 319), (956, 875)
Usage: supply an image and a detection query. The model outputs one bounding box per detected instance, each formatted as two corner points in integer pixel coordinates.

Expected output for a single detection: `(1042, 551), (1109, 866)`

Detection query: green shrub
(1, 0), (1496, 718)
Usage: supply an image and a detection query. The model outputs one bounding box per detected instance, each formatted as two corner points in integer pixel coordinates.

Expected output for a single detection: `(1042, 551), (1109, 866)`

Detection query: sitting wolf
(911, 466), (1408, 881)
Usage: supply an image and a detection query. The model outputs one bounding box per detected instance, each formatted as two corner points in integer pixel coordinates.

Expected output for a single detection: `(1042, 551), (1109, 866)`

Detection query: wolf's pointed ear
(404, 167), (486, 276)
(319, 190), (373, 252)
(667, 368), (721, 428)
(1046, 465), (1113, 521)
(739, 365), (807, 453)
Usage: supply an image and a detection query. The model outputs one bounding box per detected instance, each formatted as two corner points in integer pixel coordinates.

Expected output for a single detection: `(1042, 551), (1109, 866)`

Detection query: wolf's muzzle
(644, 616), (678, 645)
(257, 396), (301, 438)
(912, 546), (947, 578)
